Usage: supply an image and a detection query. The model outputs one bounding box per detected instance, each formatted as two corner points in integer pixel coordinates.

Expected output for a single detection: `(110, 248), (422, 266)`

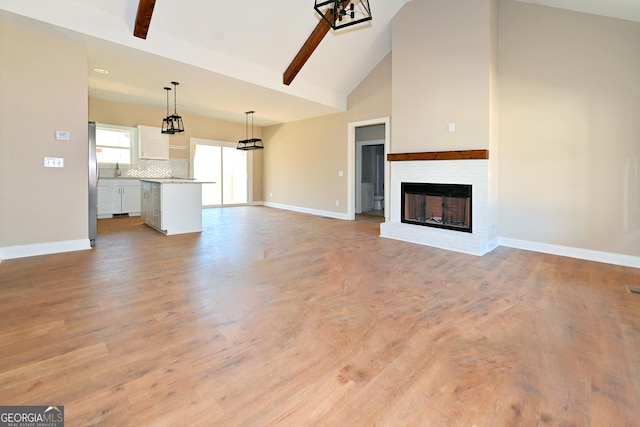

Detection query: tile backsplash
(99, 159), (189, 179)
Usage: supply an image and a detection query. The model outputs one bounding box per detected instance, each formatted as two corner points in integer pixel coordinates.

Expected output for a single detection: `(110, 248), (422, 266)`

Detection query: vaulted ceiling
(0, 0), (638, 126)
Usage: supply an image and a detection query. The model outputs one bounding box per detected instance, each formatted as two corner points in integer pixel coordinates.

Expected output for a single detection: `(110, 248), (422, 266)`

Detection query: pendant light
(171, 82), (184, 133)
(314, 0), (372, 30)
(160, 81), (185, 134)
(169, 81), (184, 133)
(237, 111), (263, 150)
(161, 86), (175, 134)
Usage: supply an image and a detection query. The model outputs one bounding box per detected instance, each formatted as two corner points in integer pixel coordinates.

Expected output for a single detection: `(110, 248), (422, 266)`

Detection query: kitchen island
(140, 179), (203, 235)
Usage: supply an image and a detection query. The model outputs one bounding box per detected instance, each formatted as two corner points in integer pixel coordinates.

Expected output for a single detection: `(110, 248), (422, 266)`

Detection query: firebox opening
(401, 183), (472, 233)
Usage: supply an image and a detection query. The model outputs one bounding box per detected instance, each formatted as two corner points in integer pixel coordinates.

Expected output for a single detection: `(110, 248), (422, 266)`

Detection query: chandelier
(237, 111), (263, 150)
(161, 81), (184, 134)
(314, 0), (372, 30)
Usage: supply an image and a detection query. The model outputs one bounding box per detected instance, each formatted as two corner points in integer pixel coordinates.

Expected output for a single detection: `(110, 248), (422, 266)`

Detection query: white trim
(0, 239), (91, 260)
(348, 117), (391, 221)
(487, 237), (500, 253)
(0, 217), (636, 269)
(264, 201), (350, 220)
(498, 237), (640, 269)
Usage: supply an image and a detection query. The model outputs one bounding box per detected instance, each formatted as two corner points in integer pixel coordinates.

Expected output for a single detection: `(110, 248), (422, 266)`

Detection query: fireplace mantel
(387, 150), (489, 162)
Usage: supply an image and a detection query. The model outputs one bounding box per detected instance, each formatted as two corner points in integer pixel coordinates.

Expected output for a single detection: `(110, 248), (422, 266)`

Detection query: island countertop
(139, 178), (212, 184)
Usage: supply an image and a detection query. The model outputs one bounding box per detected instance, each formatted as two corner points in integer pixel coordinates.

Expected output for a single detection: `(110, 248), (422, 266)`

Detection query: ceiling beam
(283, 2), (352, 86)
(134, 0), (157, 39)
(283, 16), (331, 86)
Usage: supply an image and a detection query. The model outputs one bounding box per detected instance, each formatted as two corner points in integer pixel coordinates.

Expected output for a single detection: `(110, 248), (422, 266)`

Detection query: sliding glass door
(191, 139), (249, 207)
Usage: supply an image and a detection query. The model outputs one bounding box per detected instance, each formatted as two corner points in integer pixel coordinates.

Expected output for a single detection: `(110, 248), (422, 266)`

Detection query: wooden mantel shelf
(387, 150), (489, 162)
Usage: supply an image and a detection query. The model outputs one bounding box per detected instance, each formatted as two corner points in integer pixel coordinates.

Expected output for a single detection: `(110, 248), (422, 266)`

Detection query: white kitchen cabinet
(138, 125), (169, 159)
(140, 179), (203, 235)
(97, 179), (141, 218)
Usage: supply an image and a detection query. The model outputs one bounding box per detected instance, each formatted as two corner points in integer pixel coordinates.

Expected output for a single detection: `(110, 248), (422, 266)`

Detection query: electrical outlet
(44, 157), (64, 168)
(448, 122), (455, 132)
(269, 192), (273, 198)
(335, 200), (340, 207)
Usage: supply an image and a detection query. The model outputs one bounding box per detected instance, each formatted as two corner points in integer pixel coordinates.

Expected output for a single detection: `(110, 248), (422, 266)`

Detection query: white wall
(498, 0), (640, 257)
(0, 15), (89, 258)
(391, 0), (497, 153)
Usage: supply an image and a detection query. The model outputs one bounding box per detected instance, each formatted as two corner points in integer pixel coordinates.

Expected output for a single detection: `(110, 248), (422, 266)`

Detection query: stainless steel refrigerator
(88, 121), (98, 246)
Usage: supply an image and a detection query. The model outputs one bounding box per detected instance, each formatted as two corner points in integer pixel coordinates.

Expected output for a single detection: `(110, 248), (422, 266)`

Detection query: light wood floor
(1, 207), (639, 426)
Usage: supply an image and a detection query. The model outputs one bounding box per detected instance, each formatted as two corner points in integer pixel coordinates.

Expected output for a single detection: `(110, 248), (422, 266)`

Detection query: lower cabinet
(97, 179), (141, 218)
(140, 179), (203, 235)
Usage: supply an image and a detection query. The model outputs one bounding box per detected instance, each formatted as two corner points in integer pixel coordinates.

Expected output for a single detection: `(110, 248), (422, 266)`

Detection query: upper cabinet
(138, 125), (169, 159)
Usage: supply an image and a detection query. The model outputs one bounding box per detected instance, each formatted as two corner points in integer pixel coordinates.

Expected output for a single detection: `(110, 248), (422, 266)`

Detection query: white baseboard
(1, 218), (636, 270)
(0, 239), (91, 260)
(262, 205), (638, 268)
(263, 201), (350, 220)
(498, 237), (640, 269)
(486, 237), (500, 254)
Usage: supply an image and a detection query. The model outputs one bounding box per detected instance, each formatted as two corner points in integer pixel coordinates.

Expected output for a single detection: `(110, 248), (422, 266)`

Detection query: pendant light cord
(172, 81), (179, 116)
(164, 87), (171, 117)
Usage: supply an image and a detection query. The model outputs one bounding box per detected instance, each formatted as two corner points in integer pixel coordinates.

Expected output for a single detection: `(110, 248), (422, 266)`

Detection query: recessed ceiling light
(93, 68), (109, 74)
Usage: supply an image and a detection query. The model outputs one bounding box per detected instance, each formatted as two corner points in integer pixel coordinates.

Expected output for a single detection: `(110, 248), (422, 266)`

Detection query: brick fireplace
(380, 150), (495, 256)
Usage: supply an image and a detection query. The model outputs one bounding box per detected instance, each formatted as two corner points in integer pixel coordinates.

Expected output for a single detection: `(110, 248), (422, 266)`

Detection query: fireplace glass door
(401, 183), (472, 233)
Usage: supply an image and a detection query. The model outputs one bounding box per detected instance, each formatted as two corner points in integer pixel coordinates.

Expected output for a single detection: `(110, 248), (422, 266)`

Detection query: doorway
(356, 140), (385, 217)
(347, 117), (390, 222)
(190, 138), (250, 207)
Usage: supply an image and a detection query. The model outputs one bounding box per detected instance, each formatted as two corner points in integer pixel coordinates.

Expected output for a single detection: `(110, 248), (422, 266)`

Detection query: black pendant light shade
(314, 0), (372, 30)
(237, 111), (263, 150)
(160, 81), (185, 134)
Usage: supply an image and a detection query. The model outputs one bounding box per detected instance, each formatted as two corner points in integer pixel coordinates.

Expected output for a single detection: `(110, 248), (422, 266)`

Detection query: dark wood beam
(387, 150), (490, 162)
(283, 1), (351, 86)
(283, 16), (331, 86)
(134, 0), (157, 39)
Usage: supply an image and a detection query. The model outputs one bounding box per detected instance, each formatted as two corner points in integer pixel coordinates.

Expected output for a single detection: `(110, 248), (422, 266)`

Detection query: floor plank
(1, 206), (639, 426)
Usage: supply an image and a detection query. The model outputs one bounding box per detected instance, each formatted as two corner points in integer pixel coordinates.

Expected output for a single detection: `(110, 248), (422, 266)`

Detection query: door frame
(347, 117), (390, 221)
